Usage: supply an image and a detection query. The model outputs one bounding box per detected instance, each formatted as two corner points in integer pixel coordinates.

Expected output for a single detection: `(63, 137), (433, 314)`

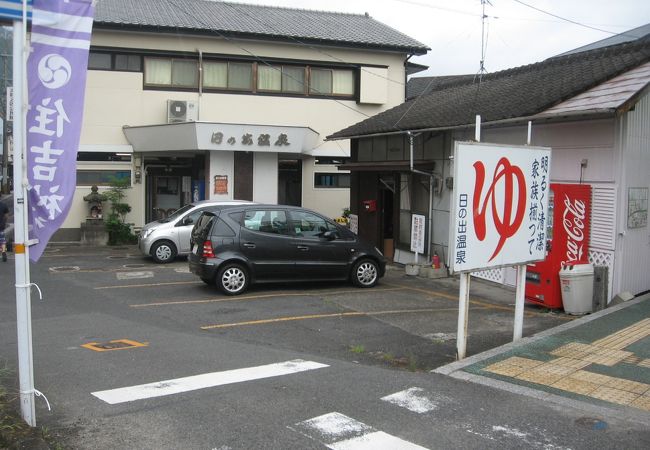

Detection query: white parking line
(116, 271), (154, 280)
(92, 359), (328, 404)
(293, 412), (429, 450)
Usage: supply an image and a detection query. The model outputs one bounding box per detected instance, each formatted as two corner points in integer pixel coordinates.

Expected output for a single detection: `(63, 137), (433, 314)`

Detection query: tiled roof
(94, 0), (429, 54)
(406, 74), (475, 99)
(329, 36), (650, 140)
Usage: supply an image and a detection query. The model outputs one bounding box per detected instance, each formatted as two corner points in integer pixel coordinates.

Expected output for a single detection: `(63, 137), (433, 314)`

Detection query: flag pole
(12, 0), (36, 426)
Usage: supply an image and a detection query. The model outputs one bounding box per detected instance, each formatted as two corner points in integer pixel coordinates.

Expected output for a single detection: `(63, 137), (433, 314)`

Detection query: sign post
(450, 141), (551, 359)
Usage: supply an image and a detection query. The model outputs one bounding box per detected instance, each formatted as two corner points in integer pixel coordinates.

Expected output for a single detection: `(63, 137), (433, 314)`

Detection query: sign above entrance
(198, 123), (318, 154)
(450, 142), (552, 273)
(123, 122), (320, 154)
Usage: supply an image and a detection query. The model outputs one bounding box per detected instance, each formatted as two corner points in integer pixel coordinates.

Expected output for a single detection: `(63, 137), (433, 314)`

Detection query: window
(315, 157), (348, 165)
(228, 62), (253, 90)
(310, 68), (354, 95)
(289, 210), (336, 239)
(144, 57), (198, 88)
(282, 66), (305, 93)
(138, 54), (354, 97)
(314, 173), (350, 188)
(203, 61), (253, 91)
(88, 52), (112, 70)
(88, 52), (141, 71)
(77, 152), (131, 162)
(244, 210), (289, 235)
(257, 65), (281, 91)
(77, 170), (131, 186)
(203, 61), (228, 88)
(114, 54), (141, 71)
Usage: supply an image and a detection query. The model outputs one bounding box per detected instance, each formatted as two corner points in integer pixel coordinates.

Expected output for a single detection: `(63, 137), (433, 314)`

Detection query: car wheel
(217, 263), (249, 295)
(151, 240), (177, 264)
(351, 259), (379, 288)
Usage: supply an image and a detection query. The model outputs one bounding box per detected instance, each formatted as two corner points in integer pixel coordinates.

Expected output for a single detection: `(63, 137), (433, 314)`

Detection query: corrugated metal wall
(619, 92), (650, 296)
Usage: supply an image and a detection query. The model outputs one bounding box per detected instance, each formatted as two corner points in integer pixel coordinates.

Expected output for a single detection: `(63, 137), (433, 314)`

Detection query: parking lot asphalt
(2, 243), (572, 371)
(2, 244), (649, 449)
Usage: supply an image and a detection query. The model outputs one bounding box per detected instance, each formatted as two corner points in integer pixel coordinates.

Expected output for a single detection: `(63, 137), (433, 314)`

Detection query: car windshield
(159, 204), (194, 223)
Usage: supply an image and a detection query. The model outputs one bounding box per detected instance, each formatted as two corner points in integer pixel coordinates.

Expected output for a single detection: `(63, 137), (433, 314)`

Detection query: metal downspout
(407, 131), (434, 262)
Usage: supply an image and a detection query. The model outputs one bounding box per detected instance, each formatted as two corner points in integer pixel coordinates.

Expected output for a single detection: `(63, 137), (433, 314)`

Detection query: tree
(103, 177), (136, 245)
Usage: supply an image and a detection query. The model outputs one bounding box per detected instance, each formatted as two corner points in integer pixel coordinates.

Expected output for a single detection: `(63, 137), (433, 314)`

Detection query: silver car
(138, 200), (252, 263)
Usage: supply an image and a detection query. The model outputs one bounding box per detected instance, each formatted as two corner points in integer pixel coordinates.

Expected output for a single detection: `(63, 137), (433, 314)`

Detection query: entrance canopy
(123, 122), (320, 154)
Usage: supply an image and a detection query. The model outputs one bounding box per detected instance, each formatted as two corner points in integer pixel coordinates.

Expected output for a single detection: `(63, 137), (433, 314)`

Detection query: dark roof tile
(330, 36), (650, 139)
(94, 0), (429, 54)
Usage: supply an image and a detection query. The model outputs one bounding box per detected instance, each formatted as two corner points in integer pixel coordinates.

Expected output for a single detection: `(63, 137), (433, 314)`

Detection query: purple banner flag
(26, 0), (94, 261)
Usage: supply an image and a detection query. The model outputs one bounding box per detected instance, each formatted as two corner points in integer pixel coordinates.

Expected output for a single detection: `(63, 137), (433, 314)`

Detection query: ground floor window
(314, 173), (350, 188)
(77, 170), (131, 186)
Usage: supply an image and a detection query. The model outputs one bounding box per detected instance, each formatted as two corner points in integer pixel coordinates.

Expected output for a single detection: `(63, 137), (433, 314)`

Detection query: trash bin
(559, 263), (594, 315)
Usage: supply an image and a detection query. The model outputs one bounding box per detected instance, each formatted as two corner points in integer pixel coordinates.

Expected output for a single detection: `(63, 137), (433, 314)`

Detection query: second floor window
(145, 58), (198, 88)
(139, 55), (355, 98)
(203, 61), (253, 90)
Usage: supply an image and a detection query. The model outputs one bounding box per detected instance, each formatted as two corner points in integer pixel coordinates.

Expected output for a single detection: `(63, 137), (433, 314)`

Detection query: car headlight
(142, 228), (155, 239)
(375, 247), (384, 256)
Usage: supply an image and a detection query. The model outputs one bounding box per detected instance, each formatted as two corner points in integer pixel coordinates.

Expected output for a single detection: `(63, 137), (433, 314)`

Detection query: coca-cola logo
(562, 194), (587, 264)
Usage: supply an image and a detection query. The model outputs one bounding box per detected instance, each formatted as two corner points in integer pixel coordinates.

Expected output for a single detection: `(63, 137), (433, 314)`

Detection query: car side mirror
(322, 230), (338, 241)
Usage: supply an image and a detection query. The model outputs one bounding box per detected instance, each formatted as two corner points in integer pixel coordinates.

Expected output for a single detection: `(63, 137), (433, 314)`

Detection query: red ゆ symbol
(473, 157), (527, 261)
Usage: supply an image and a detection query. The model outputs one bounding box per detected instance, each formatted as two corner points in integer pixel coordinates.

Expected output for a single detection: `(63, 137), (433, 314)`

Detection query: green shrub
(103, 177), (137, 245)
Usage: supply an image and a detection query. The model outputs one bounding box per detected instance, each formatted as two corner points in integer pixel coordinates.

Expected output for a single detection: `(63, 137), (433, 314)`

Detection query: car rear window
(211, 217), (236, 237)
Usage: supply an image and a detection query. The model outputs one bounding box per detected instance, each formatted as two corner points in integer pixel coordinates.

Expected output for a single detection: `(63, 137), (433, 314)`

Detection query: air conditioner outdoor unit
(167, 100), (197, 123)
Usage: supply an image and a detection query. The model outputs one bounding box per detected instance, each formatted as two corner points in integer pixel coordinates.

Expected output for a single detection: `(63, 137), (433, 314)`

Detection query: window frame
(144, 56), (199, 89)
(314, 172), (351, 189)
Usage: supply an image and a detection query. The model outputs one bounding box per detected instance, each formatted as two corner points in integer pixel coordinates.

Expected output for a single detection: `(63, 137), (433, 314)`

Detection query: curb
(432, 291), (650, 426)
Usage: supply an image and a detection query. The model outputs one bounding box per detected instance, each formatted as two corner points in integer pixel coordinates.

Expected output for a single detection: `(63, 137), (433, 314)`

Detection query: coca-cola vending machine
(526, 183), (591, 309)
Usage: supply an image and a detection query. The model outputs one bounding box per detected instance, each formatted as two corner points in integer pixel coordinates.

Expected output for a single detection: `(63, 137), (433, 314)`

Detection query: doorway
(278, 159), (302, 206)
(379, 175), (396, 260)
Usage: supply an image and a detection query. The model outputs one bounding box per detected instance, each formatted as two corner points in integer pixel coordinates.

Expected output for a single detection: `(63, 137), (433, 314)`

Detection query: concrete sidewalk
(436, 292), (650, 425)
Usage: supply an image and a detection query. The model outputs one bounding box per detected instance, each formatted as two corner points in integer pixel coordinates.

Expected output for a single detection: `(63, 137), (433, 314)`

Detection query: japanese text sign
(26, 0), (94, 261)
(450, 142), (552, 273)
(410, 214), (425, 254)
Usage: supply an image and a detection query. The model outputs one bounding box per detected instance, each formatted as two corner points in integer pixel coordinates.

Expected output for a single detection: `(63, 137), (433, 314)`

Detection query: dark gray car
(188, 204), (386, 295)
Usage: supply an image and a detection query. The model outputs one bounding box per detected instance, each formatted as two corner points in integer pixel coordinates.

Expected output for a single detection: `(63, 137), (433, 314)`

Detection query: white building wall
(253, 153), (278, 204)
(209, 151), (234, 201)
(70, 30), (408, 230)
(453, 119), (624, 296)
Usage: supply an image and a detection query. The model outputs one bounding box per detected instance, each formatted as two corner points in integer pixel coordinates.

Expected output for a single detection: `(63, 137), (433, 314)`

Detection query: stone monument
(81, 185), (108, 245)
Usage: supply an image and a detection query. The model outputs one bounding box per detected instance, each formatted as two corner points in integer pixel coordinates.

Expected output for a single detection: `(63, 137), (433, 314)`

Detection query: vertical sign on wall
(26, 0), (95, 261)
(450, 142), (552, 273)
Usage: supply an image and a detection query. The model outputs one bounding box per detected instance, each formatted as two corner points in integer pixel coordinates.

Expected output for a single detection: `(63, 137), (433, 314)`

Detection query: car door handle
(243, 242), (256, 248)
(297, 245), (309, 251)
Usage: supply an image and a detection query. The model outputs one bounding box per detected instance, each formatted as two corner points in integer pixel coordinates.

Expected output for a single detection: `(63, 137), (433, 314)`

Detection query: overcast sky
(226, 0), (650, 77)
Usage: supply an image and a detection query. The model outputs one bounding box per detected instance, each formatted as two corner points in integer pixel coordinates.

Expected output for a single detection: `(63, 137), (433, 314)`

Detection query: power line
(510, 0), (640, 37)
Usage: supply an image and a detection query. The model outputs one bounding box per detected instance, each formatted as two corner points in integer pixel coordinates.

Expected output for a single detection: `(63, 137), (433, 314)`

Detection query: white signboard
(450, 142), (551, 273)
(410, 214), (426, 254)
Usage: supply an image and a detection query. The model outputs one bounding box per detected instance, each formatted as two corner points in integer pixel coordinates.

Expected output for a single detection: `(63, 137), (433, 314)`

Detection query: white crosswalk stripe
(92, 359), (328, 404)
(292, 412), (429, 450)
(381, 387), (441, 414)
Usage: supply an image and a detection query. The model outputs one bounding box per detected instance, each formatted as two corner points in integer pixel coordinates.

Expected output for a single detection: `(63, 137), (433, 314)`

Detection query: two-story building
(55, 0), (428, 240)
